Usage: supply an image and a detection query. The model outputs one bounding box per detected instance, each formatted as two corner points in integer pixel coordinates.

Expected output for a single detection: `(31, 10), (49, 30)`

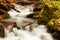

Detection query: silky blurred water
(0, 3), (54, 40)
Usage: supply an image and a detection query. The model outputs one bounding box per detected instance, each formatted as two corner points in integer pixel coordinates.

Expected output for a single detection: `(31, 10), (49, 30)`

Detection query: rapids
(0, 3), (54, 40)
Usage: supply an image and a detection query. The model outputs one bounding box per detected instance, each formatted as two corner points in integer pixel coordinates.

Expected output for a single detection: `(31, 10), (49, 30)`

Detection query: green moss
(48, 18), (60, 31)
(3, 13), (10, 19)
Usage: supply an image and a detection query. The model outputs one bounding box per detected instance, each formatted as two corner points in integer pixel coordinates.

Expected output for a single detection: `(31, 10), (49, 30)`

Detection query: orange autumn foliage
(0, 15), (3, 20)
(7, 0), (15, 3)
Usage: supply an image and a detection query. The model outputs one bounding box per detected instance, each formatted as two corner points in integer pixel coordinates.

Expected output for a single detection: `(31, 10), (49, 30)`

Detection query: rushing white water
(8, 3), (33, 18)
(0, 3), (53, 40)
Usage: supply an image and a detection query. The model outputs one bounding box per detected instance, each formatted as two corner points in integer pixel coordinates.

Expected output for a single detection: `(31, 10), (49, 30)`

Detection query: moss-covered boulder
(0, 9), (10, 19)
(48, 18), (60, 31)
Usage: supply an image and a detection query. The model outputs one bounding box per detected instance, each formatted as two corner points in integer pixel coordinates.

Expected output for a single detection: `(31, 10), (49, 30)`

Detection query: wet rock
(0, 4), (10, 11)
(0, 23), (5, 38)
(53, 32), (60, 40)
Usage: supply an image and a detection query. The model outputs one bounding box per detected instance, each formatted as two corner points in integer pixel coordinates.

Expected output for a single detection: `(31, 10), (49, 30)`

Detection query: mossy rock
(3, 13), (10, 19)
(48, 18), (60, 31)
(0, 9), (10, 19)
(38, 15), (49, 25)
